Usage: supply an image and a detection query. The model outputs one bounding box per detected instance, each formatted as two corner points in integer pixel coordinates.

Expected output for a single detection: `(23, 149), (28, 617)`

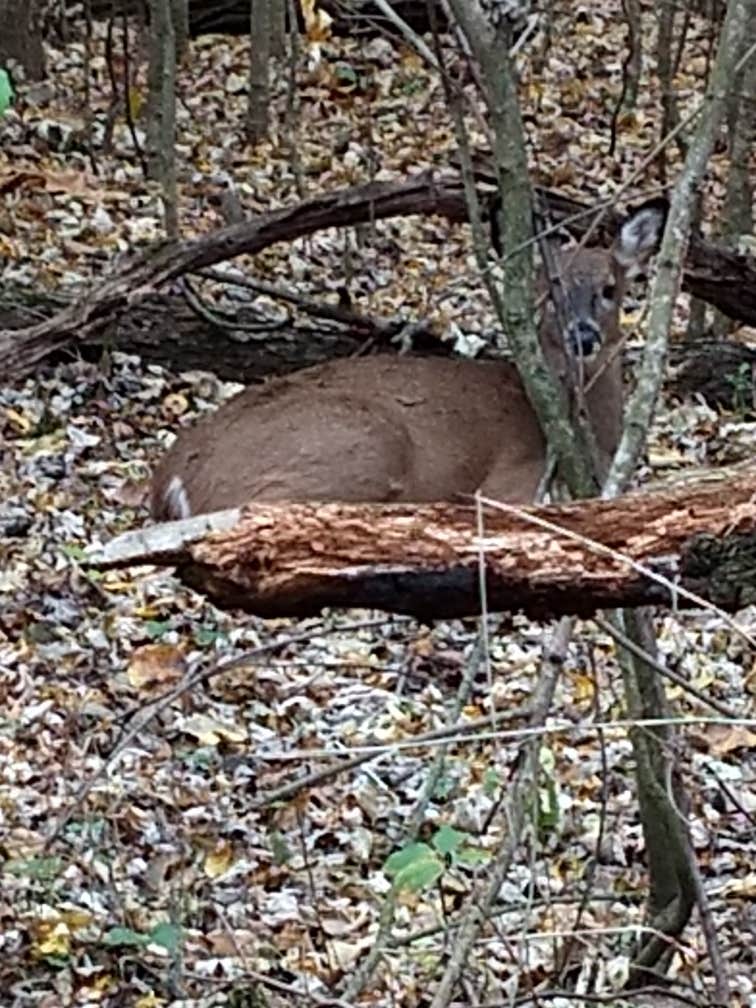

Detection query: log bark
(87, 464), (756, 620)
(82, 0), (446, 38)
(671, 337), (756, 410)
(3, 172), (755, 382)
(3, 284), (751, 404)
(0, 0), (45, 79)
(0, 286), (448, 383)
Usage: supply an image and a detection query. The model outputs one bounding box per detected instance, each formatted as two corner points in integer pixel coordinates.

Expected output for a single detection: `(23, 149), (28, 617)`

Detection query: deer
(150, 199), (665, 521)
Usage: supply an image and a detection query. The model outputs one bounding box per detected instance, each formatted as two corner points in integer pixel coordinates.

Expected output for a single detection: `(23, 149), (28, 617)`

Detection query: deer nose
(568, 320), (602, 358)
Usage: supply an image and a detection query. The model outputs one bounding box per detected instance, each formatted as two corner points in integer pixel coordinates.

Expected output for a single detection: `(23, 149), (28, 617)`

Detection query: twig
(391, 890), (644, 948)
(507, 984), (709, 1007)
(604, 0), (753, 496)
(689, 853), (730, 1007)
(705, 763), (756, 826)
(371, 0), (439, 68)
(429, 617), (571, 1008)
(197, 266), (424, 341)
(594, 616), (739, 718)
(180, 275), (289, 333)
(257, 714), (756, 763)
(216, 906), (355, 1007)
(43, 615), (410, 848)
(255, 749), (377, 807)
(341, 633), (515, 1001)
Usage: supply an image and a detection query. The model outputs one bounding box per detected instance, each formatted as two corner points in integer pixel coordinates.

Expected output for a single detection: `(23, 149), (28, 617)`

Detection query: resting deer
(151, 200), (665, 520)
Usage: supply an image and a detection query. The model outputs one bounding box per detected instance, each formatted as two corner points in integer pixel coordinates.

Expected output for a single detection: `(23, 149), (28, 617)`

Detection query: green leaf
(334, 63), (358, 84)
(0, 69), (13, 116)
(61, 543), (87, 560)
(384, 842), (444, 892)
(4, 856), (61, 880)
(149, 921), (181, 953)
(194, 625), (224, 646)
(433, 772), (455, 799)
(181, 746), (214, 770)
(482, 767), (501, 797)
(538, 779), (560, 831)
(144, 619), (171, 640)
(383, 842), (433, 877)
(454, 846), (490, 867)
(537, 746), (560, 832)
(64, 817), (106, 841)
(392, 856), (444, 892)
(41, 954), (70, 968)
(398, 76), (425, 96)
(104, 926), (148, 948)
(432, 824), (467, 856)
(269, 830), (292, 866)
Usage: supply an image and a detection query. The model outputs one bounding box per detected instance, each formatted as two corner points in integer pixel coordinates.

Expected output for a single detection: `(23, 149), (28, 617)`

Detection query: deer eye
(601, 283), (616, 302)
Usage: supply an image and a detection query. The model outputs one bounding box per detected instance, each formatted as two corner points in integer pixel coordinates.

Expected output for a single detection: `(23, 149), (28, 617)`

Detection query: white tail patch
(164, 475), (191, 519)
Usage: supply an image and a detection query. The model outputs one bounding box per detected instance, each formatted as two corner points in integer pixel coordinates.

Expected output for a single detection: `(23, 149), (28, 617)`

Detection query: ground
(1, 3), (755, 1006)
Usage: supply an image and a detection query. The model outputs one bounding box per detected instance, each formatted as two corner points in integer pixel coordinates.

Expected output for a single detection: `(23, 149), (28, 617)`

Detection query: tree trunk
(247, 0), (271, 142)
(0, 0), (45, 79)
(618, 607), (697, 987)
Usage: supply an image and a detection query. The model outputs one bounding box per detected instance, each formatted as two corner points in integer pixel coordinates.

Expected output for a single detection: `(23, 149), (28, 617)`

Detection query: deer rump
(150, 355), (558, 519)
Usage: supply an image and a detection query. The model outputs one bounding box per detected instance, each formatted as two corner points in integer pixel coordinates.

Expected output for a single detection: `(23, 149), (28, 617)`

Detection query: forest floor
(1, 3), (755, 1007)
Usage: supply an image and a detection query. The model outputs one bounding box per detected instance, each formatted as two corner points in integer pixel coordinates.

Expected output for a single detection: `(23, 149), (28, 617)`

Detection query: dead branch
(2, 171), (755, 381)
(87, 464), (756, 620)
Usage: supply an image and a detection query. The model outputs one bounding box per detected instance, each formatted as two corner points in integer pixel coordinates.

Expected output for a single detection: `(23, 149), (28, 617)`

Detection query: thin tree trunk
(655, 0), (683, 184)
(606, 0), (753, 989)
(614, 608), (699, 987)
(270, 0), (286, 56)
(247, 0), (271, 142)
(446, 1), (598, 498)
(622, 0), (643, 110)
(171, 0), (190, 61)
(146, 0), (178, 235)
(0, 0), (45, 79)
(712, 9), (756, 337)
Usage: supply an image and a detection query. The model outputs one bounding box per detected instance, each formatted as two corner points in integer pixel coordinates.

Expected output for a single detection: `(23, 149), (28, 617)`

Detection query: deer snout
(568, 319), (602, 358)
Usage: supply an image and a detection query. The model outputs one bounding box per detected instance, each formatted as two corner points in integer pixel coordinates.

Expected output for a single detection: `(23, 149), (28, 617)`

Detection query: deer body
(151, 202), (664, 519)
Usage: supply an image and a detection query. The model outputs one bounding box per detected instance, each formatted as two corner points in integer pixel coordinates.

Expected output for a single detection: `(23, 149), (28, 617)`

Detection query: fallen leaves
(204, 841), (235, 879)
(179, 713), (248, 746)
(1, 3), (755, 1006)
(127, 643), (186, 690)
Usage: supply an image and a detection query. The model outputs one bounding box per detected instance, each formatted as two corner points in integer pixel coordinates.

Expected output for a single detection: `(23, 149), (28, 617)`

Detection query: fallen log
(86, 465), (756, 620)
(3, 171), (755, 381)
(81, 0), (448, 39)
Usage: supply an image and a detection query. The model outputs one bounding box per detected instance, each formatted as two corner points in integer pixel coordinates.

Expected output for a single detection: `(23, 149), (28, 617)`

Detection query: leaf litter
(1, 4), (755, 1006)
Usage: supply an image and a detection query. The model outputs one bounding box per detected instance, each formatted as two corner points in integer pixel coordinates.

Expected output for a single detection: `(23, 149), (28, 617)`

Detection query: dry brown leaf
(180, 713), (247, 746)
(707, 724), (756, 756)
(127, 643), (186, 690)
(161, 392), (190, 419)
(204, 841), (235, 878)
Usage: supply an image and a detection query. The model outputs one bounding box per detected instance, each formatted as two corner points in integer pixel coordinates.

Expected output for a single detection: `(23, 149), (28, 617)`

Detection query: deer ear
(614, 197), (669, 274)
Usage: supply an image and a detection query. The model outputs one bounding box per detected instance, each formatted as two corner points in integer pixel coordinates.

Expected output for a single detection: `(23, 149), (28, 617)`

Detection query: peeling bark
(89, 465), (756, 619)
